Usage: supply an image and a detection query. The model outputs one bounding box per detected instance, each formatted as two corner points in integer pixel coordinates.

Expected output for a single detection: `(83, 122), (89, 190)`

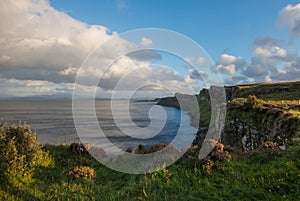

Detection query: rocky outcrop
(158, 81), (300, 151)
(193, 94), (300, 151)
(225, 86), (237, 101)
(69, 142), (89, 155)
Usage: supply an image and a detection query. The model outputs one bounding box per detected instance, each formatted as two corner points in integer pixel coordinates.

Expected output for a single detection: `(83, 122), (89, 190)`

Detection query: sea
(0, 100), (197, 151)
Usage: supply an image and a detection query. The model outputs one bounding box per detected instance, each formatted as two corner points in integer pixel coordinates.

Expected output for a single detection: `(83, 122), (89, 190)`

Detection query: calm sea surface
(0, 100), (197, 150)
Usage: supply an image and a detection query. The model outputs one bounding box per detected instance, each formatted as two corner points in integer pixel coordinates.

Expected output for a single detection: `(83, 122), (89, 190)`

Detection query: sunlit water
(0, 100), (197, 150)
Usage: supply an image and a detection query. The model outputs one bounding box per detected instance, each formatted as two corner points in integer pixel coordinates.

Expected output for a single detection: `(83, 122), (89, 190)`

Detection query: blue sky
(50, 0), (300, 61)
(0, 0), (299, 98)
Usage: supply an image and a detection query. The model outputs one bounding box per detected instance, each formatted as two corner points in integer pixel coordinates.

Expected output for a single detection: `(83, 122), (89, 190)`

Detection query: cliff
(158, 81), (300, 150)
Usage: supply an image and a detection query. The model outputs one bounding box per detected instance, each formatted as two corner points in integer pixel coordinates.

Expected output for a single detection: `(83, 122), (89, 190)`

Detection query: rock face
(158, 81), (300, 151)
(225, 86), (237, 101)
(220, 111), (299, 151)
(193, 89), (300, 151)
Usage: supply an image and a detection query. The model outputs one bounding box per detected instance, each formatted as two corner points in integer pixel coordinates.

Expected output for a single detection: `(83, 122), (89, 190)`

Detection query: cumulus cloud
(140, 37), (153, 47)
(253, 37), (287, 58)
(216, 54), (245, 75)
(0, 0), (196, 98)
(184, 57), (206, 66)
(218, 3), (300, 85)
(241, 37), (293, 82)
(222, 36), (300, 85)
(0, 0), (115, 85)
(279, 3), (300, 36)
(0, 77), (74, 97)
(99, 56), (187, 92)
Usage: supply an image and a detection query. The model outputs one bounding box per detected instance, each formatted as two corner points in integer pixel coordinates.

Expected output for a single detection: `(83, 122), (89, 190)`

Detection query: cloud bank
(217, 35), (300, 85)
(0, 0), (193, 98)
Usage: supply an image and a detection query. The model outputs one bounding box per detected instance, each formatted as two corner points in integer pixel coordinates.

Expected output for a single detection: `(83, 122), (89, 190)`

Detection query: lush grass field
(0, 140), (299, 201)
(231, 81), (300, 101)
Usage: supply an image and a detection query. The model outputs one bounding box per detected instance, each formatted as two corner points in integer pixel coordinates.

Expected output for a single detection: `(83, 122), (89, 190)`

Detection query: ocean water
(0, 100), (197, 150)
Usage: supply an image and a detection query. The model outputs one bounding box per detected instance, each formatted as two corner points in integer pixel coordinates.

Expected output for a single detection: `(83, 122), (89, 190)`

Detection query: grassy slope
(231, 81), (300, 101)
(0, 141), (299, 201)
(158, 81), (300, 126)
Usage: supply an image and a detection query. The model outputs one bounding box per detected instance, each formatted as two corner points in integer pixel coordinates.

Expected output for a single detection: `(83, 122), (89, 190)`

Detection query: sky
(0, 0), (300, 98)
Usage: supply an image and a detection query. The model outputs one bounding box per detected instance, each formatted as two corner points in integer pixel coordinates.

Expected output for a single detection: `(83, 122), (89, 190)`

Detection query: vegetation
(65, 166), (97, 180)
(223, 95), (300, 149)
(231, 81), (300, 101)
(0, 138), (299, 200)
(158, 81), (300, 149)
(0, 122), (52, 177)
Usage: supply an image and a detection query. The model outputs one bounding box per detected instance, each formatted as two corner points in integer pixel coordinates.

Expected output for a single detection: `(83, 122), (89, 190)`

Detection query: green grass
(231, 81), (300, 101)
(0, 142), (299, 201)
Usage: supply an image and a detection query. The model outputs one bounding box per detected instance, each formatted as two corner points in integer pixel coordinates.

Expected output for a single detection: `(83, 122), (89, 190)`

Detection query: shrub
(125, 147), (133, 153)
(0, 121), (52, 177)
(182, 145), (199, 160)
(266, 108), (283, 117)
(227, 98), (247, 109)
(65, 166), (96, 180)
(135, 144), (148, 154)
(149, 143), (169, 153)
(69, 142), (89, 155)
(201, 142), (231, 173)
(135, 143), (177, 154)
(257, 141), (281, 157)
(245, 95), (265, 109)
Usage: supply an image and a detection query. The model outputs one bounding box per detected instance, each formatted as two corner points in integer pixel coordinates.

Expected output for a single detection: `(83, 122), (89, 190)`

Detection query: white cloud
(222, 37), (300, 85)
(196, 57), (205, 66)
(0, 0), (114, 83)
(99, 56), (189, 92)
(254, 46), (287, 57)
(183, 75), (195, 84)
(184, 56), (206, 66)
(0, 0), (195, 98)
(140, 37), (153, 47)
(279, 3), (300, 36)
(253, 37), (287, 58)
(217, 64), (235, 75)
(59, 66), (78, 76)
(218, 54), (238, 65)
(0, 78), (68, 97)
(216, 54), (245, 75)
(0, 55), (10, 62)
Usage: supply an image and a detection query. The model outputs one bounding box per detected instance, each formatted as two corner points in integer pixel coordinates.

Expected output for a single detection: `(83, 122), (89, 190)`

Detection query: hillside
(0, 140), (299, 200)
(158, 81), (300, 149)
(228, 81), (300, 101)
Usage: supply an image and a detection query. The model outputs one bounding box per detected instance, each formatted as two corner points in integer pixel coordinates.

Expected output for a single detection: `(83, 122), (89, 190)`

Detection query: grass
(0, 142), (299, 201)
(231, 81), (300, 101)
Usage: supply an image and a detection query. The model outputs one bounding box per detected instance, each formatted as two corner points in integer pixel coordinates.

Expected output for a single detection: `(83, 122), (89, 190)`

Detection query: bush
(257, 141), (281, 157)
(69, 142), (89, 155)
(65, 166), (96, 180)
(201, 142), (231, 173)
(0, 121), (52, 177)
(135, 143), (177, 154)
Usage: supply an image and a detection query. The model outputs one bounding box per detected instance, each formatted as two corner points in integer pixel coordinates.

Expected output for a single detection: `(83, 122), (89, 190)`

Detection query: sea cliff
(158, 81), (300, 150)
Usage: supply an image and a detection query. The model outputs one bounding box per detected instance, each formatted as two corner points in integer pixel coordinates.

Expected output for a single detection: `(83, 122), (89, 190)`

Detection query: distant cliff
(158, 81), (300, 150)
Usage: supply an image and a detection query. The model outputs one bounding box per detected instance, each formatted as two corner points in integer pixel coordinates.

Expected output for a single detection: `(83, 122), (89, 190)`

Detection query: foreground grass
(0, 142), (299, 201)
